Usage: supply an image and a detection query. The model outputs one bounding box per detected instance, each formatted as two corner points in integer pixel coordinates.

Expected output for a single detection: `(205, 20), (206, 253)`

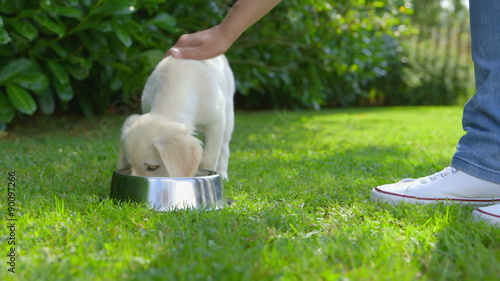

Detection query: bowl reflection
(109, 169), (227, 211)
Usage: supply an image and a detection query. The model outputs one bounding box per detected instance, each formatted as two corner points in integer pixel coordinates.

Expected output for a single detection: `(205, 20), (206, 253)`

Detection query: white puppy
(118, 55), (235, 178)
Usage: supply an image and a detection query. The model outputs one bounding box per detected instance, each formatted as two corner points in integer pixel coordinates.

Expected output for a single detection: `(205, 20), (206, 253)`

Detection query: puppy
(118, 55), (235, 178)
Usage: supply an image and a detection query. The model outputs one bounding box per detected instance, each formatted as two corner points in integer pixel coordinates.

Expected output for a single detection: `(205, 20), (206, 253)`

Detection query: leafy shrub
(389, 0), (474, 105)
(1, 0), (416, 129)
(230, 0), (413, 109)
(390, 40), (474, 105)
(0, 0), (193, 129)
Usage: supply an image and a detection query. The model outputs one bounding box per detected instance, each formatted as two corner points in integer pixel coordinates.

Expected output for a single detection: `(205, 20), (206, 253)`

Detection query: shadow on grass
(229, 108), (453, 205)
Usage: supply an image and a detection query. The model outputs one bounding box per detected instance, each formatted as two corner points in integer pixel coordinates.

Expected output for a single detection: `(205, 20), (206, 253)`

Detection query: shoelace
(419, 167), (458, 184)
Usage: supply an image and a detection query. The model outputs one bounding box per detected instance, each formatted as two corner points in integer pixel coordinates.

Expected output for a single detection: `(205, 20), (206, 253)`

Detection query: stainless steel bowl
(109, 169), (227, 211)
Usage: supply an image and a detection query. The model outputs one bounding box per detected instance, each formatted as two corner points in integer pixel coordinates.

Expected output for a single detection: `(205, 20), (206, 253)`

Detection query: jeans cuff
(452, 156), (500, 184)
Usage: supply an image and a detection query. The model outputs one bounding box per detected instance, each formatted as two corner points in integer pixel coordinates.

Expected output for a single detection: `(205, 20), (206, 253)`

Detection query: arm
(165, 0), (281, 60)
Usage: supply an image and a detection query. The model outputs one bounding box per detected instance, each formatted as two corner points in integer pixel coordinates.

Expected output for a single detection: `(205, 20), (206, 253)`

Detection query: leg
(215, 59), (235, 179)
(451, 0), (500, 183)
(216, 102), (234, 179)
(370, 0), (500, 212)
(200, 123), (225, 173)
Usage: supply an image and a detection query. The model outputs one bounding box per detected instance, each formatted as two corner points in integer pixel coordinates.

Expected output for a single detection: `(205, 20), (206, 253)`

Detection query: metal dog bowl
(109, 169), (228, 211)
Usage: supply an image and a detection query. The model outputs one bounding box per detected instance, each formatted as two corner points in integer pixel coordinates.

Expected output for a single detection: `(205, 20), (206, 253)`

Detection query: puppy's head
(118, 113), (203, 177)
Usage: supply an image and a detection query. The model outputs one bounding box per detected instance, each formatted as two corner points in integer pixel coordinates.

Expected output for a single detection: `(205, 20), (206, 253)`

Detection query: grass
(1, 106), (500, 281)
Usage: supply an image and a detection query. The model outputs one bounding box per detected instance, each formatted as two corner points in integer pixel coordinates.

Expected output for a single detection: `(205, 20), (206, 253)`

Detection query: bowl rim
(113, 168), (220, 180)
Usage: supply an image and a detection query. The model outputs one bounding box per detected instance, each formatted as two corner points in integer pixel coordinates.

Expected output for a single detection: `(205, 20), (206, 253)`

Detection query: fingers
(175, 33), (202, 48)
(164, 27), (230, 60)
(164, 47), (212, 60)
(165, 48), (181, 58)
(164, 33), (206, 59)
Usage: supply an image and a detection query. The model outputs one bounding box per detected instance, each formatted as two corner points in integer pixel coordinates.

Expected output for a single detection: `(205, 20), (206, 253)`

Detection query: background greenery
(400, 0), (473, 106)
(0, 0), (473, 129)
(2, 107), (499, 281)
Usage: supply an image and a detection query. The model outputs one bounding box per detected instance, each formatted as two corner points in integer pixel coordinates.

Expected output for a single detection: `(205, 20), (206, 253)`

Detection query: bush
(389, 0), (474, 105)
(391, 40), (474, 105)
(230, 0), (413, 109)
(0, 0), (414, 129)
(0, 0), (209, 129)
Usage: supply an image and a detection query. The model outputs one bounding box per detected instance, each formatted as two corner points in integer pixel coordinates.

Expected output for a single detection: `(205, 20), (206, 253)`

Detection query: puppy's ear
(154, 134), (203, 177)
(117, 114), (141, 169)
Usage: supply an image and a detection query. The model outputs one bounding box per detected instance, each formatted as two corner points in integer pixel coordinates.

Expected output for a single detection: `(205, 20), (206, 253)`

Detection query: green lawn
(2, 106), (499, 281)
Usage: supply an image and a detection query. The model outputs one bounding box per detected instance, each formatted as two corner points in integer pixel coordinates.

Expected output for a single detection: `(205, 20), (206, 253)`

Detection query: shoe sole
(370, 187), (500, 207)
(472, 208), (500, 227)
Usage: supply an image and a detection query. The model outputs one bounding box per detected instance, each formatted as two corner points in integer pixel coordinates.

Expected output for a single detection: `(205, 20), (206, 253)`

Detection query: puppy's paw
(219, 171), (228, 180)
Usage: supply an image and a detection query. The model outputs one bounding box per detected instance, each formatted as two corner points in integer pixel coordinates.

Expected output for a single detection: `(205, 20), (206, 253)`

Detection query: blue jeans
(451, 0), (500, 183)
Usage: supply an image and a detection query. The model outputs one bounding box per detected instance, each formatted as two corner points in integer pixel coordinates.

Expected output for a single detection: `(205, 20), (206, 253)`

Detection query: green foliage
(0, 0), (190, 127)
(231, 0), (414, 109)
(1, 0), (471, 127)
(393, 40), (473, 105)
(390, 0), (474, 105)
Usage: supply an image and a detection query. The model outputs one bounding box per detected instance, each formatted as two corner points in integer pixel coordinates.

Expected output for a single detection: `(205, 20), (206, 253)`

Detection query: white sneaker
(370, 167), (500, 207)
(472, 204), (500, 227)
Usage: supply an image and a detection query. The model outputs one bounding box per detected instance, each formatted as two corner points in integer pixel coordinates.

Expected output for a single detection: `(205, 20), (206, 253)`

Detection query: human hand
(165, 0), (281, 60)
(164, 25), (234, 60)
